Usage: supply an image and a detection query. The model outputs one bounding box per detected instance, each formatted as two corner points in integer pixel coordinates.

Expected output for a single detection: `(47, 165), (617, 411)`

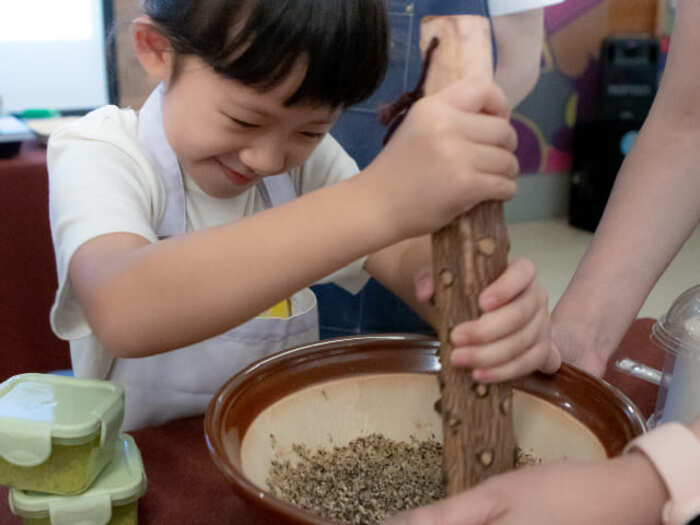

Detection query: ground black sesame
(267, 434), (540, 525)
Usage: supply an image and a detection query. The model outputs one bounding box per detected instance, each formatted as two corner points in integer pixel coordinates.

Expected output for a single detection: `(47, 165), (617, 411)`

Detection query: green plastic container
(9, 434), (146, 525)
(0, 374), (124, 495)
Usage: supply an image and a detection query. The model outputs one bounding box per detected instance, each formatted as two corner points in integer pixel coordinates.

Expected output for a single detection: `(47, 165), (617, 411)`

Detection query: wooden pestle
(421, 16), (517, 494)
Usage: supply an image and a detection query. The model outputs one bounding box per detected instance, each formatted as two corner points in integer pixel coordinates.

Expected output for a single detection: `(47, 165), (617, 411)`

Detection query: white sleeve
(48, 114), (162, 339)
(295, 134), (370, 294)
(489, 0), (564, 16)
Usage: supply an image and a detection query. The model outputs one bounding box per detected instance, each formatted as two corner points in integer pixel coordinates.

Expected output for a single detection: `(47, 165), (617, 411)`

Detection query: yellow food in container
(9, 434), (147, 525)
(0, 374), (124, 495)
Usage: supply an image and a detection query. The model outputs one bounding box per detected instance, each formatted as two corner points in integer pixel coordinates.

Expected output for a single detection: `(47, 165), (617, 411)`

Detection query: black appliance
(570, 34), (659, 232)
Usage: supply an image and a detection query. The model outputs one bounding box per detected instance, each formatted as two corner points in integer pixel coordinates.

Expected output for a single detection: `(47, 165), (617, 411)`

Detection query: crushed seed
(267, 434), (541, 525)
(516, 448), (541, 467)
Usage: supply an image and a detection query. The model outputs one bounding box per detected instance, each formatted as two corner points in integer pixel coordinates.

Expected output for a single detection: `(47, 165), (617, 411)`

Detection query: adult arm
(384, 418), (700, 525)
(492, 7), (545, 107)
(552, 0), (700, 375)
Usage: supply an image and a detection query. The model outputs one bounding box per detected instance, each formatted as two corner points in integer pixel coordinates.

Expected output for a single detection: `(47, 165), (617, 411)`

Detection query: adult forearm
(492, 9), (544, 107)
(619, 418), (700, 525)
(553, 1), (700, 364)
(554, 123), (700, 360)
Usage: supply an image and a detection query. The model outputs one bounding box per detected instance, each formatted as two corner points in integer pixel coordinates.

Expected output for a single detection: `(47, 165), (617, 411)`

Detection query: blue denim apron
(318, 0), (493, 338)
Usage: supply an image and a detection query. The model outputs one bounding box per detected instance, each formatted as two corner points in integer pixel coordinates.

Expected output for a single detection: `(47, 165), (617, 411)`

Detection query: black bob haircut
(142, 0), (389, 109)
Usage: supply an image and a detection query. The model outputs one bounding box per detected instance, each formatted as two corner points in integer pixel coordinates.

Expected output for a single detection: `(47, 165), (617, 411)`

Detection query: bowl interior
(241, 373), (608, 490)
(205, 335), (645, 524)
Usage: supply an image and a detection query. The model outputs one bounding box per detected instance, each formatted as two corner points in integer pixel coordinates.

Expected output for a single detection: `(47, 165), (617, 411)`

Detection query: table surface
(0, 141), (46, 170)
(0, 319), (662, 525)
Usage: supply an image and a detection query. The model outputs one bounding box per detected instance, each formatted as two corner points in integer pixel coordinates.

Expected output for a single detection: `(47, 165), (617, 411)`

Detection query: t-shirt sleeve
(48, 111), (162, 340)
(489, 0), (564, 16)
(296, 134), (370, 295)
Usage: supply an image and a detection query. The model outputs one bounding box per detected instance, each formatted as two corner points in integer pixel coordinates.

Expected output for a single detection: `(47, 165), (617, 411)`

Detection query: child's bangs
(211, 0), (388, 108)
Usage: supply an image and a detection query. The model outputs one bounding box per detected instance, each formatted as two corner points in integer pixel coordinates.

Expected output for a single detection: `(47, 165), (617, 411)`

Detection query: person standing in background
(391, 1), (700, 523)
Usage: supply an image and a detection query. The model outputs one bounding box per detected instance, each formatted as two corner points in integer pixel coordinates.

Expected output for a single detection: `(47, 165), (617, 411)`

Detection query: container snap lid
(0, 418), (51, 466)
(0, 374), (124, 466)
(652, 284), (700, 359)
(9, 434), (147, 522)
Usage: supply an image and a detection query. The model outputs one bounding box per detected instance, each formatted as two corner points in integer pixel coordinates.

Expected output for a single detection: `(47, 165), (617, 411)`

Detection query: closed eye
(232, 118), (260, 129)
(300, 131), (325, 139)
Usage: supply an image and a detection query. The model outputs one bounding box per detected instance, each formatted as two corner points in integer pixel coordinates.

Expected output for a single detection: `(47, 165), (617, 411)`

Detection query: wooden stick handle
(421, 16), (517, 494)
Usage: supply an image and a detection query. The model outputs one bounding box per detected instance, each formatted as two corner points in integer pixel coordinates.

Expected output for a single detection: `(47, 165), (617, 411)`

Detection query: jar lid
(0, 374), (124, 466)
(9, 434), (147, 524)
(652, 284), (700, 359)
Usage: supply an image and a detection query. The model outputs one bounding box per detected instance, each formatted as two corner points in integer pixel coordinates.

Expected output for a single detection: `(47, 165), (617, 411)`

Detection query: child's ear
(131, 16), (174, 81)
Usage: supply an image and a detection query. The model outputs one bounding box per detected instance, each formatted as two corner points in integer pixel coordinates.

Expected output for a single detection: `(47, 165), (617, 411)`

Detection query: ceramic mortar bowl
(205, 334), (646, 524)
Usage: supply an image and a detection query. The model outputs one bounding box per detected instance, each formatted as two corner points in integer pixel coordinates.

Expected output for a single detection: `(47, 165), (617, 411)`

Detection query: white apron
(108, 85), (319, 430)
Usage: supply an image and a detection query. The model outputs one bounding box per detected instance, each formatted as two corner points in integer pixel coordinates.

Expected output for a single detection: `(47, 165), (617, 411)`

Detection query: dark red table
(0, 319), (662, 524)
(0, 142), (71, 380)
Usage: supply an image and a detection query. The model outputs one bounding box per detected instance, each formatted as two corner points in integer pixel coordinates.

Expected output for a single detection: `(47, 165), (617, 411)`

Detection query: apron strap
(138, 84), (187, 239)
(256, 173), (298, 209)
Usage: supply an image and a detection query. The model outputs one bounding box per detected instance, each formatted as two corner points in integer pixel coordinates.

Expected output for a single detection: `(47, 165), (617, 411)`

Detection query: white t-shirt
(489, 0), (563, 16)
(48, 105), (369, 342)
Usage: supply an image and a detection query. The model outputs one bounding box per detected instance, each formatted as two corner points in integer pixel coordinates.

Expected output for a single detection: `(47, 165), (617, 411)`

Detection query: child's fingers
(462, 172), (517, 205)
(452, 281), (543, 346)
(456, 113), (518, 151)
(439, 78), (511, 118)
(540, 342), (562, 374)
(469, 144), (520, 179)
(479, 258), (537, 312)
(451, 306), (546, 370)
(471, 338), (552, 383)
(414, 268), (434, 303)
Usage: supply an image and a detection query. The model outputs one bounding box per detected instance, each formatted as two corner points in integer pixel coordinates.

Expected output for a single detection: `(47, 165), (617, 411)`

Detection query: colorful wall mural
(514, 0), (660, 175)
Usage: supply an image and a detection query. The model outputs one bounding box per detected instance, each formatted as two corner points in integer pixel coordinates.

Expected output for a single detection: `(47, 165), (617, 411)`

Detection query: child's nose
(239, 142), (286, 176)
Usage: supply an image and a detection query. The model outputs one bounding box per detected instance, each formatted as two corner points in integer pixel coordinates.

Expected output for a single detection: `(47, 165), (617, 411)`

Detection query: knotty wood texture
(421, 16), (516, 494)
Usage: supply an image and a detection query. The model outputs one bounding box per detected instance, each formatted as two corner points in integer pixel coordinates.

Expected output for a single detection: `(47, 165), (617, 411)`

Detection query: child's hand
(362, 78), (519, 241)
(415, 258), (560, 382)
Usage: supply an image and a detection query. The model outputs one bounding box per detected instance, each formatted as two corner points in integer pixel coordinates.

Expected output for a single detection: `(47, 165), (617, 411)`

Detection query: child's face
(161, 56), (339, 199)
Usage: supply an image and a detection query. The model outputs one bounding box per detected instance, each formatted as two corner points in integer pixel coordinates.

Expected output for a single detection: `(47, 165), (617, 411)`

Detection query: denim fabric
(319, 0), (489, 340)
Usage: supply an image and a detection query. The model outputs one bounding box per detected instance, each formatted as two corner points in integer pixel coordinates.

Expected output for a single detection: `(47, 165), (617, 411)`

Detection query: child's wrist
(349, 166), (403, 245)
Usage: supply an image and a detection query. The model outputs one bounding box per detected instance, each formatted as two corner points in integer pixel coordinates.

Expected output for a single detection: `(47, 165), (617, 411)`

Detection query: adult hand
(550, 310), (608, 377)
(383, 452), (666, 525)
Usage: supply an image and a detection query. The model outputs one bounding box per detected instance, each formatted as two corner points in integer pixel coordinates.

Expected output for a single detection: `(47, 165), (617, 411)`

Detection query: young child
(48, 0), (557, 430)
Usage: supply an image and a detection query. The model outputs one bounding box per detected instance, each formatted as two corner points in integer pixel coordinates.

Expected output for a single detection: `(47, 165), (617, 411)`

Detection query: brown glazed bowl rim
(204, 334), (646, 525)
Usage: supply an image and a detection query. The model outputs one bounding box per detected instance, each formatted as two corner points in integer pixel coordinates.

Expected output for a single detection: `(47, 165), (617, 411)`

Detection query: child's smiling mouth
(216, 159), (256, 186)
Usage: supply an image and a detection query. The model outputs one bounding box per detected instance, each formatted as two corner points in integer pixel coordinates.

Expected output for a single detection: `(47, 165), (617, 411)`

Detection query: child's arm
(66, 78), (517, 359)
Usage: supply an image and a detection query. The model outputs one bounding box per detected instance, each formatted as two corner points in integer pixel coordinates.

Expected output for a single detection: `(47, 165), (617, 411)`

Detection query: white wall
(0, 0), (110, 113)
